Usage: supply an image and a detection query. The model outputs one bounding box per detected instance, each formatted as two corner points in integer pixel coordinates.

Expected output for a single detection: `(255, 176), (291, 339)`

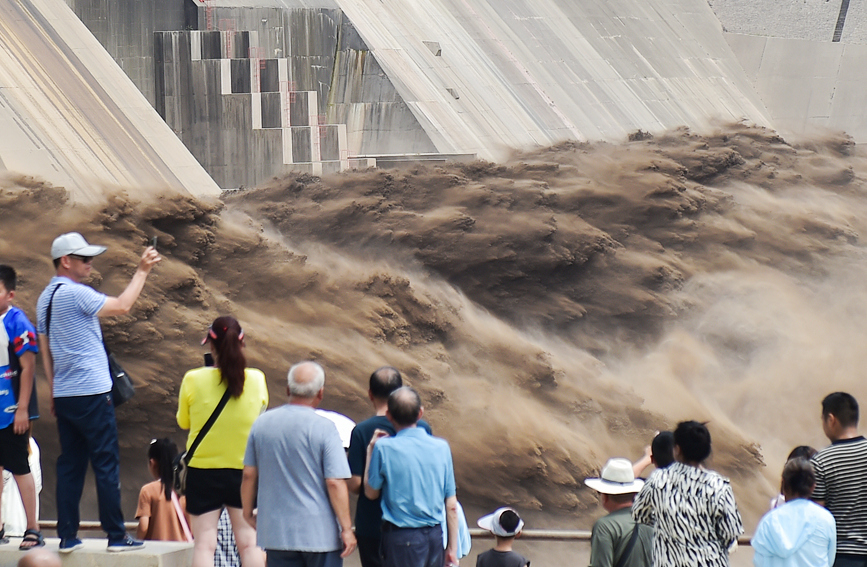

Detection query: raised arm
(98, 247), (160, 317)
(363, 429), (389, 500)
(633, 445), (652, 479)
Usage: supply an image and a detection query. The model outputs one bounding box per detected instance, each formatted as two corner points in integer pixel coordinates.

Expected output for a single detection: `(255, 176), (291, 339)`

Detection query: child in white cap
(476, 507), (530, 567)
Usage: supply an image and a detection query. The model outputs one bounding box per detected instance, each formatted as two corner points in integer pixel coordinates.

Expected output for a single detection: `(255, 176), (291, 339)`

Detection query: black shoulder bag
(614, 524), (642, 567)
(173, 386), (232, 495)
(46, 284), (135, 406)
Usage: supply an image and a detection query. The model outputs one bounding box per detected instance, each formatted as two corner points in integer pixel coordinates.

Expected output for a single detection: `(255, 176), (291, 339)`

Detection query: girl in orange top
(135, 438), (192, 542)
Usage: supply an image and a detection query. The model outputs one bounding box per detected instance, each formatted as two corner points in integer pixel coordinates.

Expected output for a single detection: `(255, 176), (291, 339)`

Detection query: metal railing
(39, 522), (753, 546)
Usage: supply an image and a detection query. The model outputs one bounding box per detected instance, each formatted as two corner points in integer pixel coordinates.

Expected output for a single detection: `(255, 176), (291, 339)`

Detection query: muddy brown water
(2, 124), (866, 556)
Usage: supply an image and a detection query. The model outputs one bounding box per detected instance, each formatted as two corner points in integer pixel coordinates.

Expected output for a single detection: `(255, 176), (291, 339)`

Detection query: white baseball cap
(51, 232), (107, 260)
(584, 458), (645, 495)
(477, 507), (524, 537)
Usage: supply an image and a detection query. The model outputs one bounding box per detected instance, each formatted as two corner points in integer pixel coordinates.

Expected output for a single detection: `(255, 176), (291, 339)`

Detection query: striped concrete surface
(330, 0), (773, 160)
(0, 0), (219, 201)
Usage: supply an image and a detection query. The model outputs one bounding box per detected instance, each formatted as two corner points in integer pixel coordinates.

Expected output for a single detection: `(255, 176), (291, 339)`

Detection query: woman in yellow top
(177, 316), (268, 567)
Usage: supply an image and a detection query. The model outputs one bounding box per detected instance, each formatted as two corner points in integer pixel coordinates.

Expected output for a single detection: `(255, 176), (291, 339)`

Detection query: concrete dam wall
(58, 0), (780, 188)
(0, 0), (219, 201)
(110, 0), (775, 158)
(709, 0), (867, 143)
(1, 0), (865, 193)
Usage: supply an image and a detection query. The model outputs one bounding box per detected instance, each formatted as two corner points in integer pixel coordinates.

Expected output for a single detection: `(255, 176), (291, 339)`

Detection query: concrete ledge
(0, 538), (192, 567)
(358, 153), (476, 169)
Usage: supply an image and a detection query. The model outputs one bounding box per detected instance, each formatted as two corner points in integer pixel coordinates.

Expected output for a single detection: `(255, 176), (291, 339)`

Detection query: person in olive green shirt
(584, 458), (652, 567)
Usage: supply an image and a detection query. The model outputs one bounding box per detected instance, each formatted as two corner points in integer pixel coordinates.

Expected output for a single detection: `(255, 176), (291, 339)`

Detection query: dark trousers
(356, 535), (383, 567)
(381, 524), (443, 567)
(265, 549), (343, 567)
(54, 393), (126, 540)
(835, 555), (867, 567)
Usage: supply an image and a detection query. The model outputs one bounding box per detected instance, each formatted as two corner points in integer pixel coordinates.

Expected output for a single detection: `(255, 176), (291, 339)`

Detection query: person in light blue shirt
(752, 458), (836, 567)
(364, 386), (458, 567)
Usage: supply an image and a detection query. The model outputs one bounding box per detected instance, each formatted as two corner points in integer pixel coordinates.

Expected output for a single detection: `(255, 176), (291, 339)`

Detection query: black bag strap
(614, 523), (642, 567)
(48, 282), (115, 364)
(184, 387), (232, 462)
(45, 283), (64, 336)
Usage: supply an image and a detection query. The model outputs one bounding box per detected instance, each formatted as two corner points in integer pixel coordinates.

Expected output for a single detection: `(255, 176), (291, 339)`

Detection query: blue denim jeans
(54, 392), (126, 540)
(381, 524), (443, 567)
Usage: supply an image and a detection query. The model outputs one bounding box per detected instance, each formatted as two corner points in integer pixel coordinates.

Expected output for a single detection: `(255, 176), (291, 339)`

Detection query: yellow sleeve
(247, 368), (269, 414)
(177, 372), (192, 429)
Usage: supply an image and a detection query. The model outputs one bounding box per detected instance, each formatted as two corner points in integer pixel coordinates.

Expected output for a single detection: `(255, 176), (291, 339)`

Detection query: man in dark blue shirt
(347, 367), (431, 567)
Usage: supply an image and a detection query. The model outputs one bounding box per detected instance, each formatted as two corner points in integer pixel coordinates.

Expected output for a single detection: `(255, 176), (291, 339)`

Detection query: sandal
(0, 526), (8, 545)
(19, 529), (44, 550)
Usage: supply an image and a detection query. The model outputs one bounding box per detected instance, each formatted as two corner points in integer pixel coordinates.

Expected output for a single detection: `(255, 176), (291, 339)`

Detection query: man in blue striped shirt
(36, 232), (160, 553)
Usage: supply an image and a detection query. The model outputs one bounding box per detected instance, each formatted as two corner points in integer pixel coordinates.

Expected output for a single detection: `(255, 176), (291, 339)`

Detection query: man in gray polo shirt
(242, 361), (356, 567)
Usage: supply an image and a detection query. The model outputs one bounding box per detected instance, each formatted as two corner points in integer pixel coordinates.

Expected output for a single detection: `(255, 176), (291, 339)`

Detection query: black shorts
(184, 467), (243, 515)
(0, 424), (30, 475)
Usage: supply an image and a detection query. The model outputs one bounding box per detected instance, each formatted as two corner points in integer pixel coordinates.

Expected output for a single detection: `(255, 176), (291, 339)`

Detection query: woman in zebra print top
(632, 421), (744, 567)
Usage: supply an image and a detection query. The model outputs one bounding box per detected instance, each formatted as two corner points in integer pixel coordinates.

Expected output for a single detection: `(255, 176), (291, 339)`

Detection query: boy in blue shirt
(0, 265), (42, 549)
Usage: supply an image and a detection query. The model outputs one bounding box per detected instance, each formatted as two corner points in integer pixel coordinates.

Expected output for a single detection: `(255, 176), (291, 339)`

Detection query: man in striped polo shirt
(812, 392), (867, 567)
(36, 232), (160, 553)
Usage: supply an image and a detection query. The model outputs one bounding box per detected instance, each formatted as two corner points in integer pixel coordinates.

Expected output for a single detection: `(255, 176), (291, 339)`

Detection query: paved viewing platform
(0, 529), (756, 566)
(0, 538), (192, 567)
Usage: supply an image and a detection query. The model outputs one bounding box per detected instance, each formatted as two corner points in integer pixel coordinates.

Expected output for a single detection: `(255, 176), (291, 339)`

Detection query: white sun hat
(314, 410), (356, 449)
(584, 457), (645, 495)
(477, 507), (524, 537)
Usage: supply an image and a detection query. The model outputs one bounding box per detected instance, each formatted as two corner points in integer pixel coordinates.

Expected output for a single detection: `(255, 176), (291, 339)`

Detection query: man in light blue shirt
(242, 361), (356, 567)
(752, 458), (836, 567)
(364, 387), (458, 567)
(36, 232), (159, 553)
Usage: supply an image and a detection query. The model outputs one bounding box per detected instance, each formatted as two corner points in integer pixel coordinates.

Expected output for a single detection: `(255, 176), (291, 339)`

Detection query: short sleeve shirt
(589, 508), (653, 567)
(244, 404), (351, 552)
(367, 427), (456, 528)
(36, 277), (110, 397)
(0, 307), (39, 427)
(135, 480), (189, 542)
(812, 437), (867, 555)
(347, 415), (432, 538)
(177, 366), (269, 469)
(476, 549), (530, 567)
